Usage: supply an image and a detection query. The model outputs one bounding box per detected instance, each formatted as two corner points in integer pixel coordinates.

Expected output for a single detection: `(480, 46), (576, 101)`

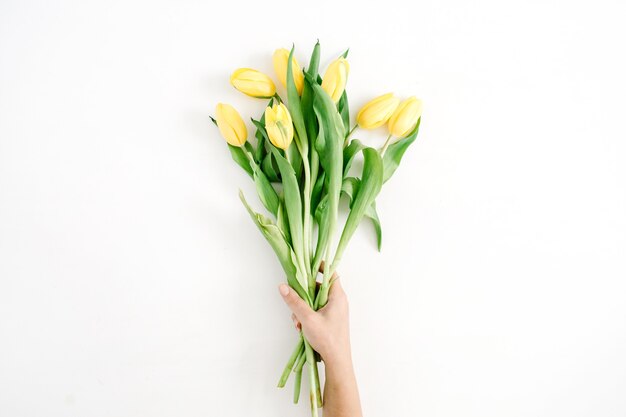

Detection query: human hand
(278, 274), (351, 366)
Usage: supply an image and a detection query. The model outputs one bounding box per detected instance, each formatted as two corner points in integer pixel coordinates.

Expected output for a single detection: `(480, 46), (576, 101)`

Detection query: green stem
(278, 334), (304, 387)
(344, 123), (358, 147)
(243, 149), (256, 168)
(380, 134), (393, 157)
(294, 349), (307, 373)
(303, 338), (320, 416)
(293, 367), (303, 403)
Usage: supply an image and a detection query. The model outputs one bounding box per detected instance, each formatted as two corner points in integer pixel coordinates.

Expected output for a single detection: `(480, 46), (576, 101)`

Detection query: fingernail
(278, 284), (289, 296)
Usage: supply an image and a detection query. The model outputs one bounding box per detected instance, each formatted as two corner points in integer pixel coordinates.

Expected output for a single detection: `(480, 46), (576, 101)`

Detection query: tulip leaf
(307, 41), (321, 79)
(337, 91), (350, 132)
(262, 152), (280, 182)
(244, 141), (255, 158)
(383, 118), (421, 183)
(340, 48), (349, 58)
(286, 47), (308, 155)
(302, 43), (321, 188)
(211, 115), (254, 177)
(366, 201), (382, 251)
(340, 177), (383, 251)
(277, 200), (291, 244)
(334, 147), (383, 261)
(239, 191), (309, 301)
(251, 118), (269, 141)
(269, 145), (306, 274)
(252, 165), (279, 216)
(252, 118), (284, 182)
(312, 193), (329, 272)
(301, 75), (320, 198)
(309, 78), (345, 273)
(341, 177), (360, 204)
(310, 171), (325, 215)
(286, 141), (303, 178)
(254, 104), (271, 163)
(227, 144), (253, 177)
(343, 139), (366, 177)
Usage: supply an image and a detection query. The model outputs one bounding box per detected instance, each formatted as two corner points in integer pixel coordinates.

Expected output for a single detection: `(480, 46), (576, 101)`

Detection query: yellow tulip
(321, 58), (349, 102)
(356, 93), (400, 129)
(272, 48), (304, 95)
(230, 68), (276, 98)
(264, 103), (294, 150)
(215, 103), (247, 147)
(388, 97), (423, 138)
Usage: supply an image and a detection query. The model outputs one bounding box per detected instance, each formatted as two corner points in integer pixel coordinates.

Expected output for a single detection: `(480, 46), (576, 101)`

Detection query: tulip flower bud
(388, 97), (423, 138)
(230, 68), (276, 98)
(272, 48), (304, 96)
(215, 103), (247, 147)
(356, 93), (400, 129)
(321, 58), (349, 102)
(264, 103), (294, 150)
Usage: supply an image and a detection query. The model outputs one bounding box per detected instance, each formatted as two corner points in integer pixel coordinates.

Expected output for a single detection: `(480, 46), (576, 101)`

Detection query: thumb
(278, 284), (314, 322)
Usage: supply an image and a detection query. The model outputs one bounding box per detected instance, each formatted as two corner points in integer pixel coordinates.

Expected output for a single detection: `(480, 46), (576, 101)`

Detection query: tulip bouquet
(210, 42), (422, 416)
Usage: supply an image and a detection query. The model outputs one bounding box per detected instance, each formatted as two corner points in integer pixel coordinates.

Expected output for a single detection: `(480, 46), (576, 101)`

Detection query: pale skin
(278, 274), (363, 417)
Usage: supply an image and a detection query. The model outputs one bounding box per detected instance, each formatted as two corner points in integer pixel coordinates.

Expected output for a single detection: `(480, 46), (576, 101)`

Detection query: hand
(278, 274), (351, 366)
(278, 272), (363, 417)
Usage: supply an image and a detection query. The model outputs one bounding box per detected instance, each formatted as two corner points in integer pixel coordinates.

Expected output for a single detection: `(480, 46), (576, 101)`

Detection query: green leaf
(244, 141), (255, 158)
(262, 152), (280, 182)
(341, 177), (360, 204)
(239, 191), (308, 301)
(340, 177), (382, 251)
(252, 165), (279, 216)
(309, 79), (345, 269)
(251, 118), (269, 141)
(307, 41), (321, 79)
(310, 171), (325, 214)
(269, 145), (305, 273)
(383, 118), (421, 183)
(312, 194), (329, 270)
(252, 118), (285, 182)
(335, 147), (383, 260)
(277, 200), (291, 244)
(286, 47), (308, 155)
(227, 144), (253, 177)
(337, 91), (350, 133)
(302, 42), (321, 187)
(286, 141), (302, 178)
(254, 105), (271, 163)
(343, 139), (366, 177)
(365, 201), (382, 251)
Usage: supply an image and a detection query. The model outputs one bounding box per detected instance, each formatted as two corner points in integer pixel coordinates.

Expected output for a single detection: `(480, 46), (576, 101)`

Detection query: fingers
(291, 313), (301, 331)
(278, 284), (314, 322)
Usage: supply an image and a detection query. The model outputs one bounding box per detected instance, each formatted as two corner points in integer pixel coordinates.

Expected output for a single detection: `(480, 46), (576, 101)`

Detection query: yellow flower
(388, 97), (423, 138)
(264, 103), (294, 150)
(215, 103), (247, 147)
(356, 93), (400, 129)
(321, 58), (349, 102)
(230, 68), (276, 98)
(272, 48), (304, 95)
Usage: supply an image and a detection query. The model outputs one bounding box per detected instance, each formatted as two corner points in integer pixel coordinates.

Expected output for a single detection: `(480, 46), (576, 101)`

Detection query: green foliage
(383, 117), (421, 183)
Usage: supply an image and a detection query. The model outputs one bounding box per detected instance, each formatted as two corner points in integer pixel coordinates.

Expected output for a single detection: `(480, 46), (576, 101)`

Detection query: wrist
(322, 345), (353, 371)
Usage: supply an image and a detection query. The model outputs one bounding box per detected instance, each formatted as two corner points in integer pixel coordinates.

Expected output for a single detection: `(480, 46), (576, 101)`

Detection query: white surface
(1, 0), (625, 416)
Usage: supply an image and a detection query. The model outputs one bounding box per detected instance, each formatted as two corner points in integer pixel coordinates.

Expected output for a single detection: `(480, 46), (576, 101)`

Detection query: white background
(1, 0), (625, 416)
